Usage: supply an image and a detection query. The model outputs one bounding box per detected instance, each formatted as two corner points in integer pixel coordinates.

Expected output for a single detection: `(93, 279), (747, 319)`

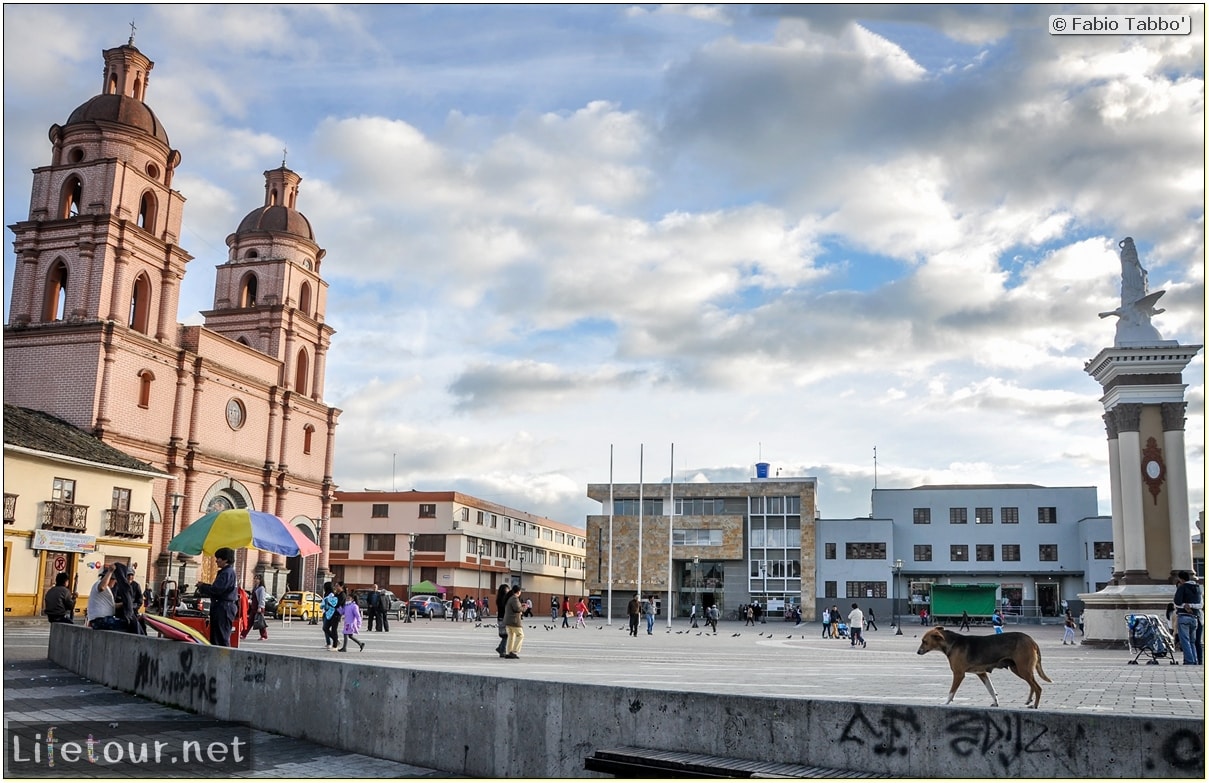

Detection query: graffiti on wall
(133, 648), (217, 706)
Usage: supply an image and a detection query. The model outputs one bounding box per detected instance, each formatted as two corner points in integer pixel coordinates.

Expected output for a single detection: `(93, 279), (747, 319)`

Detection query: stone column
(1113, 404), (1148, 581)
(1161, 402), (1193, 574)
(1103, 412), (1125, 582)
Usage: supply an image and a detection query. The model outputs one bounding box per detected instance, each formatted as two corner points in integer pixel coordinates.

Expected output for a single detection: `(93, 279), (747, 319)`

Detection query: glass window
(914, 544), (932, 562)
(950, 544), (968, 561)
(371, 504), (388, 518)
(1093, 541), (1113, 560)
(949, 507), (967, 524)
(1002, 544), (1020, 561)
(1039, 544), (1058, 561)
(845, 543), (887, 560)
(825, 543), (836, 560)
(846, 582), (888, 598)
(1038, 507), (1057, 524)
(330, 503), (343, 518)
(1001, 507), (1019, 524)
(976, 544), (994, 561)
(913, 508), (930, 524)
(329, 533), (349, 550)
(365, 533), (396, 551)
(419, 504), (436, 518)
(975, 507), (993, 524)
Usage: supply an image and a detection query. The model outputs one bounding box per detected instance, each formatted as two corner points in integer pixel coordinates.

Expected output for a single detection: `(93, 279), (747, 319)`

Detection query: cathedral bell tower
(7, 41), (189, 339)
(201, 163), (334, 402)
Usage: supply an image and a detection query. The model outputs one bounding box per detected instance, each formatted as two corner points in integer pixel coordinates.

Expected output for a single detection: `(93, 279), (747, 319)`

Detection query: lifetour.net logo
(5, 721), (254, 776)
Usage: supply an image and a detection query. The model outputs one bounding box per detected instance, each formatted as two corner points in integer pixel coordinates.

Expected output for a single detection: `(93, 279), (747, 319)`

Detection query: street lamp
(165, 492), (184, 585)
(692, 556), (699, 628)
(563, 563), (568, 601)
(519, 551), (527, 587)
(760, 560), (768, 624)
(405, 533), (416, 623)
(892, 558), (904, 636)
(477, 544), (485, 600)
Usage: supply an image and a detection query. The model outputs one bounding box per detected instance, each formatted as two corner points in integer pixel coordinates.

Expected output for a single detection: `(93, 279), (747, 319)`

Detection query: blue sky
(3, 4), (1204, 530)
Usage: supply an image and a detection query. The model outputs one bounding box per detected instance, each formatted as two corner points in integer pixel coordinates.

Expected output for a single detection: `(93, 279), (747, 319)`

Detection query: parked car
(277, 590), (322, 621)
(263, 594), (279, 619)
(352, 589), (408, 620)
(409, 595), (447, 618)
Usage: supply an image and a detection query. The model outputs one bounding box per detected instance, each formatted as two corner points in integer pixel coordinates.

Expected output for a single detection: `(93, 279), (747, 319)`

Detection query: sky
(3, 4), (1204, 532)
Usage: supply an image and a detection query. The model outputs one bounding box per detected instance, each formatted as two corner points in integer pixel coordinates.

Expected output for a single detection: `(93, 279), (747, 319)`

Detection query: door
(1037, 582), (1059, 617)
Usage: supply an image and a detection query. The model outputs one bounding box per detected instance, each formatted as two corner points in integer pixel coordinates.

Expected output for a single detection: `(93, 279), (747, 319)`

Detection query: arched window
(294, 348), (309, 395)
(138, 191), (157, 231)
(60, 176), (83, 219)
(133, 75), (144, 101)
(106, 74), (119, 95)
(43, 261), (69, 322)
(269, 188), (280, 206)
(237, 336), (251, 347)
(240, 273), (258, 307)
(129, 273), (152, 333)
(137, 370), (155, 408)
(299, 281), (312, 315)
(303, 424), (315, 455)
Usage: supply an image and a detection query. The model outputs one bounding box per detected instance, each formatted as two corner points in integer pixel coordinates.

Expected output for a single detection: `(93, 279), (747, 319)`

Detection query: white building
(816, 484), (1112, 625)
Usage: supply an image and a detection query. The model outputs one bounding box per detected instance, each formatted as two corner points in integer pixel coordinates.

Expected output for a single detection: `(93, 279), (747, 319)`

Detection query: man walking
(848, 603), (866, 648)
(376, 585), (391, 632)
(643, 595), (656, 635)
(627, 595), (641, 637)
(366, 584), (381, 632)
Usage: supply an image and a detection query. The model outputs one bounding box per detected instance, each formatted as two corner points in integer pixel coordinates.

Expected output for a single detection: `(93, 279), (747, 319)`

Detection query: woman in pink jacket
(338, 593), (365, 652)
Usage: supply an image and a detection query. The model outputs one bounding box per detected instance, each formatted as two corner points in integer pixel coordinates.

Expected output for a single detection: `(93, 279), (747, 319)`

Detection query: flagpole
(666, 442), (674, 629)
(637, 444), (644, 607)
(607, 444), (614, 626)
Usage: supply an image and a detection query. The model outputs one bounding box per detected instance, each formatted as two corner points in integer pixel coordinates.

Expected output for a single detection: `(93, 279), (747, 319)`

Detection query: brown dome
(236, 205), (315, 240)
(65, 94), (170, 145)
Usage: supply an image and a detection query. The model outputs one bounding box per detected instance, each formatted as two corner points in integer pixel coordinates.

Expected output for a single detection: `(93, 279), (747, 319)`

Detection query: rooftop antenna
(874, 446), (878, 490)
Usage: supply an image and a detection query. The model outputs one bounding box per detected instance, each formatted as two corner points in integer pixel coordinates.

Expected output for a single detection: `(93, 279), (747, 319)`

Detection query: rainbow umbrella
(168, 509), (322, 557)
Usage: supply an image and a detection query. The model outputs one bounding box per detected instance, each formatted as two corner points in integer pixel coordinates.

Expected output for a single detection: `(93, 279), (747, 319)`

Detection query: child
(338, 593), (365, 652)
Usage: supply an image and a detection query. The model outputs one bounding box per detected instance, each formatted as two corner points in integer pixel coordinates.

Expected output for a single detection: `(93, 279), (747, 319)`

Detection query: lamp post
(519, 551), (527, 587)
(760, 560), (768, 623)
(477, 544), (485, 599)
(165, 492), (183, 585)
(563, 564), (568, 601)
(692, 556), (699, 628)
(405, 533), (416, 623)
(892, 558), (904, 636)
(308, 517), (323, 624)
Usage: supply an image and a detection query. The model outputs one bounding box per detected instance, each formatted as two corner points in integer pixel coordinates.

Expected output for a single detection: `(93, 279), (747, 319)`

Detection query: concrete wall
(49, 625), (1204, 778)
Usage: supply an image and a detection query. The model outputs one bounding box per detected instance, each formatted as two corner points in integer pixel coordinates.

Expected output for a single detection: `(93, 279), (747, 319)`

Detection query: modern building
(584, 469), (1112, 625)
(585, 470), (819, 620)
(818, 484), (1112, 624)
(3, 404), (168, 616)
(329, 490), (587, 610)
(3, 39), (339, 597)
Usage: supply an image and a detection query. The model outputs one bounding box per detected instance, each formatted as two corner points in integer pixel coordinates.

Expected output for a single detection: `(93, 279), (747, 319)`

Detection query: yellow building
(3, 405), (167, 617)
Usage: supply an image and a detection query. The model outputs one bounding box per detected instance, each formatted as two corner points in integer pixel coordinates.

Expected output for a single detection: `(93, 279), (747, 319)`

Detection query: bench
(584, 747), (885, 778)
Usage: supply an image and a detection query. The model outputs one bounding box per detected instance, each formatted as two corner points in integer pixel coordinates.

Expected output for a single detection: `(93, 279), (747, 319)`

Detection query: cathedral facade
(4, 40), (339, 596)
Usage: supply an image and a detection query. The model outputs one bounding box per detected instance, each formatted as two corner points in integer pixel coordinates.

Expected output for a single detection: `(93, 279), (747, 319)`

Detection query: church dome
(64, 94), (170, 146)
(235, 204), (315, 240)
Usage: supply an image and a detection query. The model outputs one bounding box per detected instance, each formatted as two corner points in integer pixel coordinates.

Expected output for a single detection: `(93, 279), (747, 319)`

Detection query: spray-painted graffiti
(945, 713), (1054, 770)
(839, 705), (920, 757)
(133, 648), (217, 705)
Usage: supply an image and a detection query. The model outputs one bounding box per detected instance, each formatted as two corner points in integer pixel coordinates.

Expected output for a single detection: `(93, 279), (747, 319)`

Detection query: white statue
(1098, 237), (1166, 346)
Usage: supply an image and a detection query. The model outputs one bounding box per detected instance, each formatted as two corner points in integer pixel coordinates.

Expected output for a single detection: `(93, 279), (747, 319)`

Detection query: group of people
(1171, 570), (1204, 666)
(625, 595), (664, 636)
(319, 580), (367, 652)
(819, 604), (877, 638)
(67, 562), (149, 635)
(550, 595), (591, 628)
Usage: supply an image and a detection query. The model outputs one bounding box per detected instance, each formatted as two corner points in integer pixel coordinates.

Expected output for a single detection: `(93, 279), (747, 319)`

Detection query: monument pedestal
(1079, 584), (1176, 648)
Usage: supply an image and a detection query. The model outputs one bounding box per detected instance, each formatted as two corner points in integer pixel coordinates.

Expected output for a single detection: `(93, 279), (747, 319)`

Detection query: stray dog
(916, 626), (1052, 708)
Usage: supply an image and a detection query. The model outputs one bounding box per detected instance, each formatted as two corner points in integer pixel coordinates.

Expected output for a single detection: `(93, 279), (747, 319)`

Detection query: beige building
(330, 491), (586, 610)
(4, 404), (168, 616)
(4, 40), (339, 596)
(586, 471), (818, 620)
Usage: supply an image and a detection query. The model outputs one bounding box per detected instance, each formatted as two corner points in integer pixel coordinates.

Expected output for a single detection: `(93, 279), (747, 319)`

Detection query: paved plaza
(3, 616), (1204, 778)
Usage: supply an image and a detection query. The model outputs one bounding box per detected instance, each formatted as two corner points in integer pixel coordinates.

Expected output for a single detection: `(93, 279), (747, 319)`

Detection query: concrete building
(816, 484), (1112, 625)
(3, 40), (339, 597)
(585, 470), (819, 620)
(330, 491), (586, 610)
(4, 404), (168, 616)
(585, 472), (1111, 625)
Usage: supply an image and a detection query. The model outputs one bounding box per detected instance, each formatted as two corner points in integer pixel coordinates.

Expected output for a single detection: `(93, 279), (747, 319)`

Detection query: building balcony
(41, 501), (88, 532)
(105, 509), (146, 539)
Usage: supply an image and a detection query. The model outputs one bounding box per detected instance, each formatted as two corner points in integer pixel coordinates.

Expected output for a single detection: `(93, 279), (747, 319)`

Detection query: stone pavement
(3, 615), (1204, 778)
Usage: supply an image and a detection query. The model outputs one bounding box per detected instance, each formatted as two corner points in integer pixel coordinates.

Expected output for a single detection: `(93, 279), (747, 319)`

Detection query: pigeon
(732, 633), (740, 637)
(697, 632), (702, 636)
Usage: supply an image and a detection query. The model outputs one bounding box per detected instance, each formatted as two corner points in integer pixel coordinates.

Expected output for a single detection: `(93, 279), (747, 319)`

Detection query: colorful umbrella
(168, 509), (322, 557)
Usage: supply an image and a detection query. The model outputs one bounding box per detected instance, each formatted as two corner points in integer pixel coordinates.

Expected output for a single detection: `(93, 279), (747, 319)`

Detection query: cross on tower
(128, 20), (137, 46)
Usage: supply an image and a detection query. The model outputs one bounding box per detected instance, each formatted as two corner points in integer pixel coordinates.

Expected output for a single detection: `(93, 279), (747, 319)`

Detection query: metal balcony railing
(42, 501), (88, 532)
(105, 509), (146, 539)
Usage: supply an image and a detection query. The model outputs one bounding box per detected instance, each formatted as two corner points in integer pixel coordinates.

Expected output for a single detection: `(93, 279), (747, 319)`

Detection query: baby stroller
(1126, 614), (1178, 665)
(836, 622), (850, 639)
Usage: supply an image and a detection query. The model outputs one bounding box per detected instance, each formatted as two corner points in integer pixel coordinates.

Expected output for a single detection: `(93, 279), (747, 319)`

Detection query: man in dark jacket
(366, 585), (381, 632)
(44, 572), (76, 623)
(1173, 571), (1202, 665)
(197, 547), (239, 646)
(627, 596), (641, 637)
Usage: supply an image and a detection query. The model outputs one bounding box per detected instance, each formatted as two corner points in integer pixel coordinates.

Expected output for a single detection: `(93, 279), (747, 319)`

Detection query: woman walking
(574, 596), (589, 629)
(504, 585), (524, 659)
(494, 584), (510, 658)
(321, 582), (341, 651)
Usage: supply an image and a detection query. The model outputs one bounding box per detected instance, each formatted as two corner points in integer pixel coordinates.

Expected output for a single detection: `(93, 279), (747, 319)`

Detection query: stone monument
(1081, 238), (1202, 646)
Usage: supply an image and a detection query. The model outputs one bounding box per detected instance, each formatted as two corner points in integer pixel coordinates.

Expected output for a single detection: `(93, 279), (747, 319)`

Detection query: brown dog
(916, 626), (1052, 708)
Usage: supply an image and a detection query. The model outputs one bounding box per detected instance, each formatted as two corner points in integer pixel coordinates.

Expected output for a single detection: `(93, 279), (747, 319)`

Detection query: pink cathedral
(4, 39), (338, 595)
